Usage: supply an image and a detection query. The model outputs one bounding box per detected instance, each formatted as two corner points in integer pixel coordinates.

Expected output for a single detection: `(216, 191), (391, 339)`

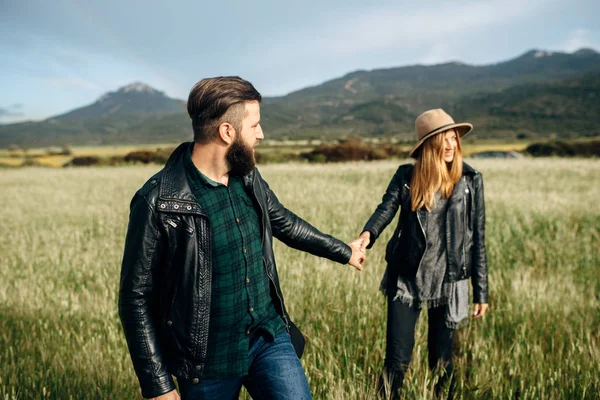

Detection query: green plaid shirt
(184, 148), (285, 378)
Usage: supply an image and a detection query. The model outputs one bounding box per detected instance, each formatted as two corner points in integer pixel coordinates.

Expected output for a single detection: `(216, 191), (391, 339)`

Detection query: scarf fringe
(391, 293), (450, 310)
(445, 317), (469, 330)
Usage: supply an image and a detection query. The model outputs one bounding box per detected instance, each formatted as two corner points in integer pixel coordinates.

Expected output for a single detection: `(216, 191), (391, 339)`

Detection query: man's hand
(473, 303), (488, 318)
(347, 239), (366, 271)
(151, 389), (180, 400)
(357, 231), (371, 251)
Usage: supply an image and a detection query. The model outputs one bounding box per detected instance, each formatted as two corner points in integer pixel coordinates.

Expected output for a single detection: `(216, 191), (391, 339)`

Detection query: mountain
(0, 82), (189, 147)
(450, 73), (600, 137)
(54, 82), (185, 120)
(260, 48), (600, 138)
(1, 48), (599, 147)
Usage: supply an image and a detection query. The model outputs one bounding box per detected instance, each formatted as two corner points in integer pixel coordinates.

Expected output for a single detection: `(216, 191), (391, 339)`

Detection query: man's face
(239, 100), (264, 151)
(226, 101), (264, 176)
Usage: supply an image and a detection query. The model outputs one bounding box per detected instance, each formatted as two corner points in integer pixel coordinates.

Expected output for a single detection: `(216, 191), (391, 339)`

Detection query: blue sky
(1, 0), (599, 123)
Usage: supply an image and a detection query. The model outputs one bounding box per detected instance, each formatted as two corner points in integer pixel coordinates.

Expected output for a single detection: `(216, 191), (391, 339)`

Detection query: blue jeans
(178, 330), (312, 400)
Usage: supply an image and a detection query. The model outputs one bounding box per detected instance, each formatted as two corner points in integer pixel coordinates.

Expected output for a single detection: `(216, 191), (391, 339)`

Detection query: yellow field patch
(71, 143), (177, 157)
(0, 157), (23, 167)
(35, 155), (73, 167)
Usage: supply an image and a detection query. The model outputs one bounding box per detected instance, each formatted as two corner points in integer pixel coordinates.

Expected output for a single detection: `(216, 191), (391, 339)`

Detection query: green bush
(64, 156), (103, 167)
(525, 139), (600, 157)
(122, 148), (175, 164)
(301, 137), (408, 163)
(123, 150), (155, 164)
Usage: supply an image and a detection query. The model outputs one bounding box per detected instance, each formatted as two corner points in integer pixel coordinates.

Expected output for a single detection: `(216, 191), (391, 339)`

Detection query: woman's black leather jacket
(362, 162), (488, 304)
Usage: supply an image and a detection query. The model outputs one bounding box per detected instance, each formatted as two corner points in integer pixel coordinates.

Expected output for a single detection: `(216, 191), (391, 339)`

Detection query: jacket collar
(462, 162), (479, 176)
(158, 142), (197, 203)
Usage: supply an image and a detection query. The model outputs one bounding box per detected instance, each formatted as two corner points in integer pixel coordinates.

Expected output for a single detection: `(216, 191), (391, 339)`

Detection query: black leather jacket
(118, 142), (351, 398)
(363, 162), (488, 304)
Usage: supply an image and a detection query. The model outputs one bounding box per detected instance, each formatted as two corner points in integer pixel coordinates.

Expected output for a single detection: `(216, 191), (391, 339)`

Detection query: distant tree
(66, 156), (102, 167)
(7, 144), (21, 158)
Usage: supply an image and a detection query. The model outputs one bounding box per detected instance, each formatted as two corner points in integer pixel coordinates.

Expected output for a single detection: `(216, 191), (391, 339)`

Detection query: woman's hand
(472, 303), (489, 318)
(357, 231), (371, 251)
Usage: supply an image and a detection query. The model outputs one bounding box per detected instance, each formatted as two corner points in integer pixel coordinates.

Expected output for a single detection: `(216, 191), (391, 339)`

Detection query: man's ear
(218, 122), (236, 145)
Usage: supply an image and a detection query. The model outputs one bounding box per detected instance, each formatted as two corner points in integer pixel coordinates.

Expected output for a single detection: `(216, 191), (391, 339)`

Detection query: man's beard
(226, 135), (256, 177)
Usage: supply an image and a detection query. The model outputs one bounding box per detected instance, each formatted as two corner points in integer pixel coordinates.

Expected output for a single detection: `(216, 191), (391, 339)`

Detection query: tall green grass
(1, 159), (598, 399)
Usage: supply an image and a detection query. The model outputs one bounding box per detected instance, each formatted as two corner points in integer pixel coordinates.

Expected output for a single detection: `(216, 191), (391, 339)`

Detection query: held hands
(473, 303), (488, 318)
(347, 231), (372, 271)
(347, 239), (366, 271)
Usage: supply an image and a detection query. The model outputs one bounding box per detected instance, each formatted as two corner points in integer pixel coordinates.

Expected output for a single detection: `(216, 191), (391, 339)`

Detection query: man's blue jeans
(178, 330), (312, 400)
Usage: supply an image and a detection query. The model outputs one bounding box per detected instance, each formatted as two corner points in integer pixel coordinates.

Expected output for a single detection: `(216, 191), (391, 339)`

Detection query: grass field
(0, 158), (598, 399)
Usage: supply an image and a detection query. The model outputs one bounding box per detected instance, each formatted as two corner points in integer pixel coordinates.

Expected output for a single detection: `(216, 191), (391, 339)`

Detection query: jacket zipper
(462, 194), (467, 276)
(416, 209), (427, 273)
(159, 197), (210, 363)
(191, 215), (212, 363)
(390, 183), (408, 255)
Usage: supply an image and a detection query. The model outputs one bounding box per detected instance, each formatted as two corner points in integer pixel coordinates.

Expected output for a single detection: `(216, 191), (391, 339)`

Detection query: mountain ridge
(1, 48), (599, 147)
(52, 82), (185, 121)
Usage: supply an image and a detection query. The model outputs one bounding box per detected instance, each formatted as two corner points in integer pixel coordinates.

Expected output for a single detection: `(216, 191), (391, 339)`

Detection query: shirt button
(246, 330), (251, 336)
(195, 365), (202, 371)
(192, 378), (199, 384)
(243, 248), (247, 254)
(245, 277), (250, 284)
(249, 307), (254, 312)
(166, 320), (173, 326)
(236, 218), (240, 223)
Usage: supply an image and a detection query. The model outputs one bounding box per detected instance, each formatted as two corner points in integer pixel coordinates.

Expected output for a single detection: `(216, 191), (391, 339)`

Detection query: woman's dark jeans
(379, 298), (456, 399)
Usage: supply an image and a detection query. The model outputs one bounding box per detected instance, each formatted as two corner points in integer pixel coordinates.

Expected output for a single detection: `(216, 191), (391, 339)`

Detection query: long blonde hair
(410, 130), (463, 211)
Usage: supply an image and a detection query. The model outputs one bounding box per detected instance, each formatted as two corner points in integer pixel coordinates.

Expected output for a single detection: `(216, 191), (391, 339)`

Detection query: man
(119, 76), (366, 400)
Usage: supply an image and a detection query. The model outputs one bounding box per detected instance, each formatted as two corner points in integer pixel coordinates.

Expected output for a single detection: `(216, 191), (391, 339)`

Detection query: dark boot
(377, 365), (405, 400)
(433, 368), (456, 399)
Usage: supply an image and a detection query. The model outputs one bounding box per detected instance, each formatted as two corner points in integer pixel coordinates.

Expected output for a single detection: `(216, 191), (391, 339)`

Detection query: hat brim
(409, 123), (473, 158)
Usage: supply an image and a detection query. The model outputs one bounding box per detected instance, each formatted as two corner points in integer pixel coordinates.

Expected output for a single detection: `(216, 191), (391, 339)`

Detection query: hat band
(423, 122), (456, 137)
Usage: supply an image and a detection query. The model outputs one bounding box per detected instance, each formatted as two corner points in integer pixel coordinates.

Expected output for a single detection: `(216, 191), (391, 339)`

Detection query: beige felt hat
(409, 108), (473, 158)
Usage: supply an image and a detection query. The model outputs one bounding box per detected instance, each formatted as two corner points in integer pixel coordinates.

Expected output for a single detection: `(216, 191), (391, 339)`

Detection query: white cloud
(562, 28), (600, 52)
(0, 105), (25, 123)
(256, 0), (552, 79)
(305, 0), (548, 58)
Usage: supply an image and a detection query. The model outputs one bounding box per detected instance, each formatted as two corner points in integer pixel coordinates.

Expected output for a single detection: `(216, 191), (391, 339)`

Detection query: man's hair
(187, 76), (262, 143)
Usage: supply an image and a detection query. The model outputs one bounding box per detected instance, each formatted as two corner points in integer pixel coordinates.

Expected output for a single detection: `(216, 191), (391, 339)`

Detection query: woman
(357, 109), (489, 399)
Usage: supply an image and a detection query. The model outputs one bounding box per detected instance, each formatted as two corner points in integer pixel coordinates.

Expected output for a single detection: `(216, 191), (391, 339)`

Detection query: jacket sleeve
(361, 166), (404, 248)
(118, 193), (176, 399)
(262, 178), (352, 264)
(471, 173), (489, 304)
